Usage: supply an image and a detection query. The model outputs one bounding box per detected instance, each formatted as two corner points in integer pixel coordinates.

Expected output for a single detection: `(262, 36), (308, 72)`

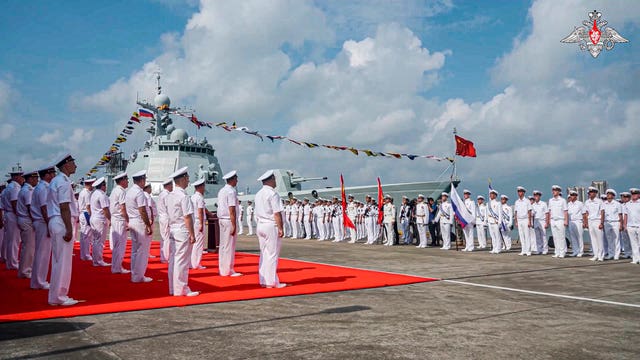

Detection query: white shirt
(125, 184), (147, 223)
(90, 189), (110, 223)
(347, 201), (357, 218)
(487, 199), (503, 225)
(532, 201), (548, 221)
(78, 187), (92, 214)
(145, 192), (156, 220)
(157, 189), (170, 219)
(625, 199), (640, 227)
(2, 181), (21, 214)
(254, 185), (284, 223)
(30, 181), (50, 221)
(513, 197), (532, 220)
(246, 204), (254, 220)
(567, 200), (585, 222)
(303, 204), (312, 220)
(191, 191), (206, 224)
(383, 203), (396, 223)
(602, 199), (623, 222)
(476, 203), (487, 225)
(47, 173), (77, 218)
(109, 185), (127, 221)
(436, 201), (453, 225)
(217, 184), (238, 220)
(464, 198), (476, 224)
(16, 183), (34, 218)
(502, 204), (513, 227)
(167, 186), (194, 227)
(547, 196), (568, 220)
(584, 197), (604, 221)
(415, 202), (427, 224)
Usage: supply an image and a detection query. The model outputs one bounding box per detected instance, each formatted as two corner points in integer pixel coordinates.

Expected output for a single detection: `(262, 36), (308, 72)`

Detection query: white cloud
(0, 124), (15, 140)
(37, 130), (62, 145)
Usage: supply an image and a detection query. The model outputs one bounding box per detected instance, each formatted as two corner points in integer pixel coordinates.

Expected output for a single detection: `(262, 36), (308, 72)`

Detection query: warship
(103, 74), (459, 209)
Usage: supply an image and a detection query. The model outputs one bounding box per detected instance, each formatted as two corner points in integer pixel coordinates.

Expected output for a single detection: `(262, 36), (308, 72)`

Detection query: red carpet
(0, 242), (435, 322)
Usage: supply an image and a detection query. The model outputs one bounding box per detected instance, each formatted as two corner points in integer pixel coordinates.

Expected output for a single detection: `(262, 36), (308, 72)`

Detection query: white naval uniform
(584, 197), (605, 260)
(246, 204), (255, 235)
(383, 202), (396, 246)
(255, 184), (284, 287)
(3, 181), (21, 269)
(602, 199), (623, 259)
(436, 201), (453, 250)
(157, 189), (171, 262)
(332, 204), (344, 242)
(463, 198), (476, 251)
(77, 187), (93, 261)
(314, 206), (324, 240)
(190, 191), (206, 269)
(167, 186), (195, 295)
(126, 184), (151, 282)
(415, 201), (428, 248)
(347, 201), (357, 242)
(620, 202), (631, 258)
(399, 204), (410, 244)
(567, 200), (585, 256)
(513, 197), (532, 256)
(290, 203), (300, 239)
(47, 172), (78, 305)
(303, 203), (313, 239)
(532, 201), (548, 254)
(217, 184), (239, 276)
(547, 196), (568, 257)
(17, 183), (36, 278)
(487, 199), (503, 253)
(237, 204), (244, 235)
(625, 199), (640, 264)
(501, 204), (513, 251)
(30, 180), (51, 289)
(475, 203), (488, 249)
(89, 188), (110, 266)
(109, 185), (128, 273)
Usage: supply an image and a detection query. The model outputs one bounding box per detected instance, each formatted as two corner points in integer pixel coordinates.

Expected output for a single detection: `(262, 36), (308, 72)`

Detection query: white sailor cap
(630, 188), (640, 195)
(192, 178), (205, 187)
(113, 172), (128, 181)
(477, 195), (485, 200)
(348, 194), (354, 198)
(569, 190), (578, 196)
(257, 169), (274, 182)
(38, 165), (56, 176)
(533, 190), (542, 195)
(384, 194), (392, 199)
(551, 185), (562, 191)
(83, 177), (96, 183)
(463, 189), (471, 194)
(620, 191), (631, 197)
(54, 153), (75, 169)
(365, 194), (372, 198)
(417, 194), (425, 198)
(23, 170), (39, 178)
(587, 186), (599, 193)
(528, 196), (535, 200)
(516, 186), (526, 192)
(162, 178), (173, 186)
(132, 170), (147, 179)
(332, 196), (338, 199)
(223, 170), (237, 180)
(489, 189), (498, 195)
(606, 188), (616, 196)
(600, 194), (607, 199)
(402, 195), (408, 199)
(93, 177), (106, 188)
(501, 194), (509, 200)
(170, 166), (189, 180)
(441, 192), (449, 197)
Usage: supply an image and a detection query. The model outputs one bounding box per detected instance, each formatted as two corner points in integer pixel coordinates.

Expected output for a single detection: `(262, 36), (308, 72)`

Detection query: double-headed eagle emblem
(561, 10), (628, 58)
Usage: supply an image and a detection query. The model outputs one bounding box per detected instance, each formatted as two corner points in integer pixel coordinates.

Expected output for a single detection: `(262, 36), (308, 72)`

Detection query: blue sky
(1, 0), (638, 196)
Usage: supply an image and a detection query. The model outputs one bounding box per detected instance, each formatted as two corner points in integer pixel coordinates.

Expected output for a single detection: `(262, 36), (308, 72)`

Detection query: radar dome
(154, 94), (171, 108)
(165, 124), (176, 134)
(170, 128), (188, 143)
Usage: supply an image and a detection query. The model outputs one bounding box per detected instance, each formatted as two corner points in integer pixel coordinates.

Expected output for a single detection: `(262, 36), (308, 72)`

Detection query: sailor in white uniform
(237, 200), (244, 235)
(414, 195), (428, 248)
(89, 177), (111, 267)
(528, 196), (537, 253)
(602, 189), (623, 260)
(567, 190), (585, 257)
(77, 177), (96, 261)
(126, 170), (153, 283)
(157, 178), (173, 263)
(399, 196), (410, 245)
(283, 200), (291, 238)
(255, 170), (287, 288)
(217, 170), (242, 277)
(190, 178), (207, 270)
(3, 167), (24, 270)
(619, 192), (632, 259)
(346, 195), (357, 242)
(303, 198), (312, 239)
(109, 172), (130, 274)
(166, 166), (199, 297)
(487, 190), (503, 254)
(513, 186), (532, 256)
(30, 166), (56, 290)
(381, 195), (396, 246)
(461, 189), (476, 252)
(624, 188), (640, 264)
(532, 190), (548, 254)
(47, 154), (79, 306)
(143, 183), (157, 259)
(500, 195), (513, 251)
(435, 193), (453, 250)
(545, 185), (568, 258)
(583, 187), (605, 261)
(17, 170), (39, 278)
(331, 196), (344, 242)
(246, 200), (255, 236)
(475, 196), (488, 249)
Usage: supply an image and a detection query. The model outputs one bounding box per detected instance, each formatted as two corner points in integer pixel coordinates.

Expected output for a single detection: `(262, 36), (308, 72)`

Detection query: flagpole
(452, 127), (457, 181)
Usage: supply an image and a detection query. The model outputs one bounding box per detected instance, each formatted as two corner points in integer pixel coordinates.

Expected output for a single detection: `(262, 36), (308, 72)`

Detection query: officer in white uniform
(237, 200), (244, 235)
(126, 170), (153, 283)
(255, 170), (286, 288)
(303, 198), (313, 240)
(583, 187), (605, 261)
(532, 190), (548, 254)
(246, 200), (255, 235)
(346, 195), (357, 242)
(217, 170), (242, 277)
(567, 190), (585, 257)
(47, 154), (79, 306)
(475, 196), (488, 249)
(30, 166), (55, 290)
(487, 190), (503, 254)
(513, 186), (532, 256)
(143, 183), (157, 259)
(619, 192), (632, 259)
(602, 189), (623, 260)
(3, 167), (25, 270)
(17, 170), (39, 278)
(190, 178), (207, 270)
(462, 189), (476, 252)
(109, 172), (130, 274)
(624, 188), (640, 264)
(283, 200), (291, 238)
(382, 194), (396, 246)
(545, 185), (568, 258)
(89, 177), (111, 267)
(157, 178), (173, 263)
(77, 177), (96, 261)
(414, 195), (428, 248)
(166, 166), (199, 297)
(435, 193), (453, 250)
(399, 196), (410, 245)
(500, 195), (513, 251)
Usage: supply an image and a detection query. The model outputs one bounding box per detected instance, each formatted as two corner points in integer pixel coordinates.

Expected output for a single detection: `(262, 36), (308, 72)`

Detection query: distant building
(591, 180), (608, 195)
(567, 186), (587, 202)
(567, 180), (607, 202)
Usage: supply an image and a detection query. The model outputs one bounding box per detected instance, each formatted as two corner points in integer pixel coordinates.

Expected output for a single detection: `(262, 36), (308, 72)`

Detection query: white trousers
(17, 216), (35, 278)
(348, 216), (356, 241)
(247, 216), (254, 235)
(476, 224), (487, 248)
(48, 217), (74, 305)
(488, 223), (502, 252)
(516, 220), (530, 255)
(159, 216), (170, 262)
(332, 217), (342, 241)
(90, 218), (108, 265)
(383, 222), (394, 246)
(237, 216), (243, 235)
(4, 213), (20, 269)
(463, 224), (474, 251)
(284, 218), (291, 238)
(169, 226), (193, 295)
(588, 220), (605, 260)
(528, 227), (537, 252)
(417, 223), (428, 247)
(365, 218), (375, 244)
(533, 220), (547, 253)
(30, 219), (51, 289)
(440, 222), (452, 250)
(129, 221), (151, 282)
(627, 227), (640, 263)
(400, 219), (410, 244)
(620, 230), (631, 257)
(79, 213), (92, 260)
(257, 222), (281, 287)
(110, 219), (128, 273)
(603, 222), (621, 259)
(567, 220), (584, 256)
(191, 220), (205, 268)
(550, 220), (566, 256)
(218, 219), (237, 276)
(304, 217), (313, 239)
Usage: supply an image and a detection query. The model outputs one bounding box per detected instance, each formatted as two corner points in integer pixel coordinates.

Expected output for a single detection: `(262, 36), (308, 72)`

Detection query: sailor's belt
(627, 225), (640, 228)
(257, 219), (276, 224)
(551, 218), (564, 221)
(606, 220), (619, 223)
(218, 217), (231, 221)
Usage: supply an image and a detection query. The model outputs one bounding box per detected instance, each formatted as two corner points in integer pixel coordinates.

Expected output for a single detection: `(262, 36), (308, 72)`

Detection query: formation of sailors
(0, 156), (289, 306)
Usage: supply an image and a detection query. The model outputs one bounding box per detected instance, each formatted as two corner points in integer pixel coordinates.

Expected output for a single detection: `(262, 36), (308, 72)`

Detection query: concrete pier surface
(2, 236), (639, 360)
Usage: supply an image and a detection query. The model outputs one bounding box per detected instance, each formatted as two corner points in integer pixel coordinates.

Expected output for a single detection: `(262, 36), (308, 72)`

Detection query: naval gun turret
(271, 169), (328, 194)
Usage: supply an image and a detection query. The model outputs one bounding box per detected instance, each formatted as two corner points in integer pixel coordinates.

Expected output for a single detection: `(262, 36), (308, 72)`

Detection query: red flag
(340, 174), (356, 230)
(455, 135), (477, 157)
(377, 177), (384, 225)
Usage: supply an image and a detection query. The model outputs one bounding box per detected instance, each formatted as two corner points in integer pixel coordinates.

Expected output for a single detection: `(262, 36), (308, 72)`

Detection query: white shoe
(196, 266), (207, 270)
(142, 276), (153, 283)
(589, 257), (597, 261)
(267, 283), (288, 289)
(552, 255), (559, 258)
(186, 291), (200, 297)
(518, 253), (525, 256)
(42, 282), (50, 289)
(576, 254), (583, 258)
(348, 240), (356, 244)
(50, 298), (79, 306)
(230, 272), (243, 277)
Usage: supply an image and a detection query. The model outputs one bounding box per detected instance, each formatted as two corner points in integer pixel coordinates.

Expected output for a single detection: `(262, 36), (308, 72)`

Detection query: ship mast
(451, 127), (458, 181)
